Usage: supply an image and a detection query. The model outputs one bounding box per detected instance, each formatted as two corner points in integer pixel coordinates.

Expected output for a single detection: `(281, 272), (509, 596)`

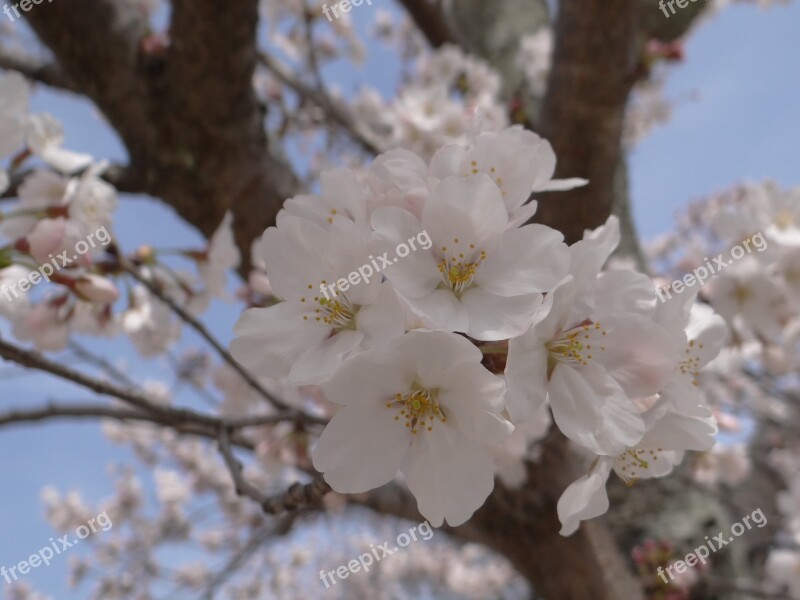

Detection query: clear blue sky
(0, 2), (797, 597)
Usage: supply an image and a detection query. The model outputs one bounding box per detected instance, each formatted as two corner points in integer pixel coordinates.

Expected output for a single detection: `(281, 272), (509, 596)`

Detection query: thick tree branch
(23, 0), (298, 273)
(0, 47), (78, 92)
(534, 0), (641, 244)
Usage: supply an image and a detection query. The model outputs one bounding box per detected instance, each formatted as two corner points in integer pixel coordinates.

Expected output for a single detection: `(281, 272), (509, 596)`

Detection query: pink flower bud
(74, 274), (119, 304)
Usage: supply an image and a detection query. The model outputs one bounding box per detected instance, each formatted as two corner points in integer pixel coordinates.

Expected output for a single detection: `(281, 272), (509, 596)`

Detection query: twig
(0, 337), (323, 431)
(120, 257), (326, 426)
(218, 427), (331, 515)
(258, 52), (387, 155)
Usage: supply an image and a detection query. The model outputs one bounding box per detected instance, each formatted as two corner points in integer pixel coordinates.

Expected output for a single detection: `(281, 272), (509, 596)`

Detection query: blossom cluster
(229, 124), (727, 530)
(0, 72), (244, 355)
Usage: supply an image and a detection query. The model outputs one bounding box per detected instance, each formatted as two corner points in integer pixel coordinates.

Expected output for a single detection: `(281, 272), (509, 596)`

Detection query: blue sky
(0, 2), (797, 597)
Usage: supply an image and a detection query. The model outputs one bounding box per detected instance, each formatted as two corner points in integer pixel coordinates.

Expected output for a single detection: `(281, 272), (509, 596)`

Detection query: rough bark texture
(23, 0), (296, 273)
(534, 0), (641, 244)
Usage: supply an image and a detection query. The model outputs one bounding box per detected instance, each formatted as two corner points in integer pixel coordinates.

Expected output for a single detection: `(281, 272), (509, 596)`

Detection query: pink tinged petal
(423, 174), (508, 249)
(592, 270), (657, 318)
(474, 224), (569, 296)
(322, 350), (415, 408)
(505, 333), (549, 423)
(460, 287), (544, 341)
(288, 329), (363, 385)
(390, 330), (482, 388)
(401, 425), (496, 527)
(437, 363), (512, 445)
(549, 363), (645, 456)
(557, 460), (612, 536)
(230, 302), (329, 380)
(592, 314), (681, 398)
(370, 207), (441, 299)
(354, 284), (407, 349)
(312, 404), (409, 493)
(402, 289), (469, 335)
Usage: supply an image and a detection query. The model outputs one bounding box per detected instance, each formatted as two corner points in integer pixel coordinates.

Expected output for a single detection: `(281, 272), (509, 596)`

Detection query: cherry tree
(0, 0), (796, 598)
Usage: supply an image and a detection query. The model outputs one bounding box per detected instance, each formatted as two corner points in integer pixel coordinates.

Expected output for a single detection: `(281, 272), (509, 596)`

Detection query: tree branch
(0, 47), (78, 92)
(0, 336), (323, 431)
(259, 52), (387, 155)
(534, 0), (641, 244)
(395, 0), (458, 48)
(218, 428), (332, 515)
(120, 257), (324, 425)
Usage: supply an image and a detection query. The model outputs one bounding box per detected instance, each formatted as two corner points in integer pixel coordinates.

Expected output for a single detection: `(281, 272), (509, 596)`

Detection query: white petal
(437, 363), (512, 445)
(592, 314), (681, 398)
(322, 350), (415, 408)
(288, 329), (363, 385)
(461, 287), (544, 341)
(474, 224), (569, 296)
(557, 460), (612, 536)
(391, 330), (482, 388)
(505, 332), (549, 422)
(312, 404), (408, 493)
(423, 174), (508, 249)
(370, 207), (440, 298)
(230, 303), (328, 380)
(402, 425), (496, 527)
(593, 270), (656, 318)
(535, 177), (588, 192)
(354, 284), (407, 349)
(403, 289), (469, 334)
(549, 363), (645, 455)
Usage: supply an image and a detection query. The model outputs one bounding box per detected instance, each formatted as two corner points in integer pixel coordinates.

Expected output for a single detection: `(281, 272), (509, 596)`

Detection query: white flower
(231, 216), (405, 385)
(279, 169), (367, 229)
(372, 173), (570, 340)
(13, 302), (70, 351)
(123, 285), (181, 356)
(428, 126), (587, 227)
(0, 266), (32, 318)
(26, 113), (93, 174)
(66, 163), (118, 236)
(557, 400), (715, 536)
(312, 330), (512, 526)
(707, 256), (785, 339)
(0, 169), (69, 241)
(506, 217), (680, 455)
